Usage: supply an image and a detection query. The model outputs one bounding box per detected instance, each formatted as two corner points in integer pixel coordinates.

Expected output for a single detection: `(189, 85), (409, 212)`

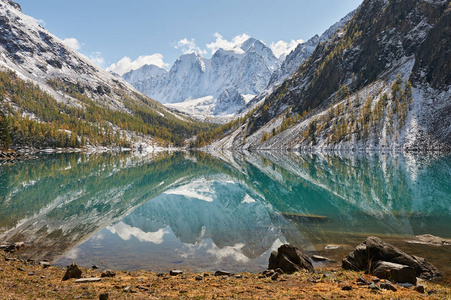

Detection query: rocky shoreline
(1, 237), (449, 299)
(0, 149), (37, 163)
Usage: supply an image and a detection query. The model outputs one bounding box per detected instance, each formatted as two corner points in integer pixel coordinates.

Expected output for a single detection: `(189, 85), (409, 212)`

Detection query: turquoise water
(0, 151), (450, 280)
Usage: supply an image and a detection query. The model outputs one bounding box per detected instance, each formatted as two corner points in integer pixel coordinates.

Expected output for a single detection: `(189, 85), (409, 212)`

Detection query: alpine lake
(1, 150), (450, 284)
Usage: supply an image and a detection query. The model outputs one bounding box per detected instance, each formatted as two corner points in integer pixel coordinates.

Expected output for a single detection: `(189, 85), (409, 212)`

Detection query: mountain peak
(2, 0), (21, 11)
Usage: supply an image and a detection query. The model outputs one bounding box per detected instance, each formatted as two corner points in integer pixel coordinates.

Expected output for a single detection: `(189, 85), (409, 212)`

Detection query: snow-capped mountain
(210, 0), (451, 151)
(124, 18), (354, 121)
(123, 38), (280, 120)
(0, 0), (195, 148)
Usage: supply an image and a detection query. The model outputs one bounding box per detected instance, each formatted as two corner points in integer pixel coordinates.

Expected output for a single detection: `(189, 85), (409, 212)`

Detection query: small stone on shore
(214, 270), (231, 276)
(380, 282), (397, 292)
(101, 269), (116, 278)
(99, 293), (108, 300)
(124, 285), (137, 293)
(414, 284), (425, 293)
(169, 270), (183, 276)
(195, 275), (203, 281)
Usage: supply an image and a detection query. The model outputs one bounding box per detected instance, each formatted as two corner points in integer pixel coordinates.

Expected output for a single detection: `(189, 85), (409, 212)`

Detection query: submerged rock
(342, 236), (441, 281)
(268, 244), (314, 273)
(312, 255), (331, 262)
(407, 234), (451, 246)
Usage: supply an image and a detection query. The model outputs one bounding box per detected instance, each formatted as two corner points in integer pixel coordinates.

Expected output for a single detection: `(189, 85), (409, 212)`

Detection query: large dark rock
(268, 244), (314, 274)
(372, 261), (417, 284)
(62, 263), (82, 281)
(342, 236), (441, 281)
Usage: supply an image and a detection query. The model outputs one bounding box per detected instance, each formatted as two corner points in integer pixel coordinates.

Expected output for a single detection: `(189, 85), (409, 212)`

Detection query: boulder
(62, 263), (82, 281)
(342, 236), (441, 281)
(268, 244), (314, 274)
(372, 261), (417, 284)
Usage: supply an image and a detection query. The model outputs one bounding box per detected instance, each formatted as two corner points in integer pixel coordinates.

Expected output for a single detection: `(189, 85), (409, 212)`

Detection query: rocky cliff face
(211, 0), (451, 151)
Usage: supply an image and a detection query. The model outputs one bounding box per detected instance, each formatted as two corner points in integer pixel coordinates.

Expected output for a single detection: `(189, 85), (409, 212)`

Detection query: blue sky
(18, 0), (363, 75)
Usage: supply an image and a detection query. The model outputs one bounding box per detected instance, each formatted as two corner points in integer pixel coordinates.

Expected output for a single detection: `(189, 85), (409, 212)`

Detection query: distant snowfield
(165, 94), (256, 122)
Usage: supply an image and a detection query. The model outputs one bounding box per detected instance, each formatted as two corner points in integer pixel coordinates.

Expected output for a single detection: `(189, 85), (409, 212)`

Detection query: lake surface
(1, 151), (450, 282)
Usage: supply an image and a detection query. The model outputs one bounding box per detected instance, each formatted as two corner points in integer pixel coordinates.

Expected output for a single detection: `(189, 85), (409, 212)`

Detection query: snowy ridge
(210, 0), (451, 151)
(123, 14), (354, 121)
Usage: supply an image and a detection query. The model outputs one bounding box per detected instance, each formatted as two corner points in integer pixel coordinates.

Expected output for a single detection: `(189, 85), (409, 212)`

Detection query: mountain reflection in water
(0, 151), (450, 277)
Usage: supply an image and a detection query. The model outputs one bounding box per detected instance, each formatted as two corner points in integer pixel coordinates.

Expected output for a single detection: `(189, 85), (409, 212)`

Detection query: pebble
(101, 270), (116, 278)
(214, 270), (231, 276)
(414, 285), (425, 293)
(169, 269), (183, 276)
(27, 272), (34, 276)
(235, 274), (243, 279)
(124, 286), (137, 293)
(40, 261), (51, 268)
(262, 269), (275, 277)
(17, 267), (25, 272)
(271, 273), (279, 281)
(356, 276), (370, 285)
(92, 265), (99, 270)
(99, 293), (108, 300)
(195, 275), (203, 281)
(380, 282), (397, 292)
(341, 286), (352, 291)
(369, 283), (381, 290)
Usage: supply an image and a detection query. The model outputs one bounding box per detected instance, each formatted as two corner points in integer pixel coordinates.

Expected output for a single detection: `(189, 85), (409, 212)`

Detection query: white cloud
(174, 38), (207, 55)
(270, 39), (304, 60)
(106, 54), (169, 76)
(107, 222), (168, 244)
(31, 17), (46, 27)
(89, 52), (105, 66)
(206, 33), (250, 55)
(62, 37), (81, 51)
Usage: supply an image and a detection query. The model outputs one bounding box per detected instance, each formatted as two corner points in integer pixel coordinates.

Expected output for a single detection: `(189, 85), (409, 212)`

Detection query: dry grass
(1, 252), (450, 299)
